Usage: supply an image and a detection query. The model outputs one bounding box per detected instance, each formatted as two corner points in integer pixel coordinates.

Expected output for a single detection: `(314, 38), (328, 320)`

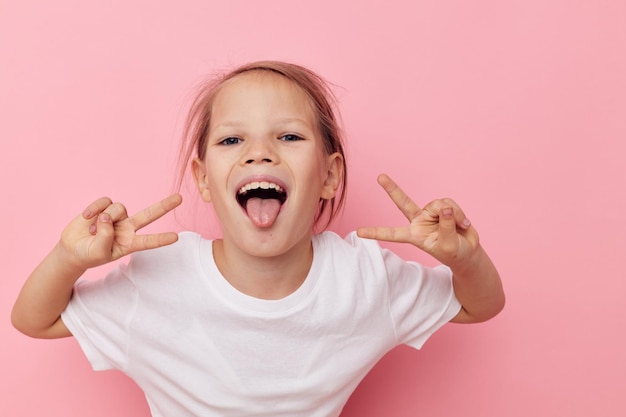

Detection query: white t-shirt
(62, 231), (461, 417)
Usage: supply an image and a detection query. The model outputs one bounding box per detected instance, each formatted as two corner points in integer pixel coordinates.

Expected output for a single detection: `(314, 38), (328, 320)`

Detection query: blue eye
(220, 137), (242, 145)
(280, 134), (303, 141)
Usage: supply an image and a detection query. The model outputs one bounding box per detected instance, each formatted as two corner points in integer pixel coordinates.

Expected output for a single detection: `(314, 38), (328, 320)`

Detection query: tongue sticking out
(245, 197), (282, 228)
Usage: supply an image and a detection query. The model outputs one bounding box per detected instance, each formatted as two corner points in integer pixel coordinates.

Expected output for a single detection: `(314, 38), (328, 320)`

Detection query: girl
(12, 61), (504, 416)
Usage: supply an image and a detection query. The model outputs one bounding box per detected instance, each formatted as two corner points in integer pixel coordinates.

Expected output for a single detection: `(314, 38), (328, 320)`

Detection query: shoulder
(136, 231), (204, 256)
(314, 230), (382, 253)
(313, 231), (389, 274)
(314, 231), (408, 264)
(314, 231), (451, 280)
(127, 231), (210, 273)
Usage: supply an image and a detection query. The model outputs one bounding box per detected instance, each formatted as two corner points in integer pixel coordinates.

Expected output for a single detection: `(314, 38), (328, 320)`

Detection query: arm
(11, 194), (183, 339)
(357, 174), (504, 323)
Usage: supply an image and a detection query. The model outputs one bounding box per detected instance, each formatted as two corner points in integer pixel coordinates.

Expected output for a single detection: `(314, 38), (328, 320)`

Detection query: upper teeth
(238, 181), (284, 195)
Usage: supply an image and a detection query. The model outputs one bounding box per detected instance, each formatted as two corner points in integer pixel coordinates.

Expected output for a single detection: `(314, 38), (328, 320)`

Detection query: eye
(279, 134), (304, 142)
(220, 137), (242, 145)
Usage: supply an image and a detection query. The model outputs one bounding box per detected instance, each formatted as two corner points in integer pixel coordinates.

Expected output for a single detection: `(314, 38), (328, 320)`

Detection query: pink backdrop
(2, 1), (625, 416)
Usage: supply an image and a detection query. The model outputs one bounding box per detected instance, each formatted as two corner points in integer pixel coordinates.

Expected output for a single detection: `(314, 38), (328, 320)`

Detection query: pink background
(1, 1), (625, 416)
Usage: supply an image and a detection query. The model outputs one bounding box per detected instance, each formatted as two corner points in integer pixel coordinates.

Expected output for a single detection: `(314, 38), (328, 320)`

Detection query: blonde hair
(178, 61), (347, 229)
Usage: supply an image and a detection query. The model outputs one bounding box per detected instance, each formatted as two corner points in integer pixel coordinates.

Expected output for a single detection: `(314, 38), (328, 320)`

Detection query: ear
(321, 152), (344, 200)
(192, 158), (212, 202)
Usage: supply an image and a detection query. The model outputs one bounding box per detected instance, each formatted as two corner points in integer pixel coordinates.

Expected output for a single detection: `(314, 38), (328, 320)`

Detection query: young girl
(12, 61), (504, 416)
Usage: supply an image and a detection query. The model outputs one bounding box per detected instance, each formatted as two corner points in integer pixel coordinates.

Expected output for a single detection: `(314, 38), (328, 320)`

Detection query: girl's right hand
(58, 193), (183, 270)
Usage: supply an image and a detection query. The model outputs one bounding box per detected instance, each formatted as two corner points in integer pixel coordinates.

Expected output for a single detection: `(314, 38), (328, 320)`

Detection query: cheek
(302, 154), (332, 201)
(309, 142), (331, 171)
(298, 153), (326, 185)
(203, 155), (228, 180)
(200, 159), (230, 199)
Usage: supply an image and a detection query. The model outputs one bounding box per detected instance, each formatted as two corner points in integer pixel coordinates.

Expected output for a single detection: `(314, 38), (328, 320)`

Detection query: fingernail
(89, 224), (97, 234)
(83, 209), (92, 218)
(442, 207), (453, 217)
(462, 218), (471, 228)
(99, 213), (110, 222)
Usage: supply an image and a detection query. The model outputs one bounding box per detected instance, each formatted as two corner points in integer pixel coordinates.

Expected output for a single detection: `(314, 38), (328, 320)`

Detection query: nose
(246, 157), (272, 164)
(243, 137), (277, 165)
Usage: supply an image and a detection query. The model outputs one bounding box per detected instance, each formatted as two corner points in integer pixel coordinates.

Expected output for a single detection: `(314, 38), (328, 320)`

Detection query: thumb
(437, 207), (460, 252)
(89, 213), (116, 261)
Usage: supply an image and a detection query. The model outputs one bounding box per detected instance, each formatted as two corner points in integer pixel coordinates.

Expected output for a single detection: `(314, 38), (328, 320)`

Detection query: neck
(212, 237), (314, 300)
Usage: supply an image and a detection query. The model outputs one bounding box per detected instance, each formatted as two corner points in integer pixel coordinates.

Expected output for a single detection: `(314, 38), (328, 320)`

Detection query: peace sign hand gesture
(357, 174), (505, 323)
(12, 193), (183, 339)
(59, 193), (183, 270)
(357, 174), (479, 268)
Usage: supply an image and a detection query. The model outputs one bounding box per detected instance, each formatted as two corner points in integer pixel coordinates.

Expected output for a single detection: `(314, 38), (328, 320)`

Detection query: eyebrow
(212, 121), (245, 130)
(274, 117), (312, 128)
(212, 118), (313, 131)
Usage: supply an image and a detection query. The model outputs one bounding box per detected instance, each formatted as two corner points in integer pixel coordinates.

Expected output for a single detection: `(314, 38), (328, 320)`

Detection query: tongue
(245, 197), (282, 228)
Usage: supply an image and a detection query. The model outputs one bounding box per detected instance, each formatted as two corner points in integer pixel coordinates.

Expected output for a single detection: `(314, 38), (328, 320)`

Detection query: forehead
(211, 71), (316, 123)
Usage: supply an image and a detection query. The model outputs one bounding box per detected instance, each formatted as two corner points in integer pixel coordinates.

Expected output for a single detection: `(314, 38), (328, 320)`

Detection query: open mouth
(236, 181), (287, 228)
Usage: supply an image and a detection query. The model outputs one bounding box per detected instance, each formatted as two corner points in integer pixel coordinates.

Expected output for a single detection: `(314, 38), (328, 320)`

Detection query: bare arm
(447, 241), (504, 323)
(357, 174), (505, 323)
(11, 194), (183, 339)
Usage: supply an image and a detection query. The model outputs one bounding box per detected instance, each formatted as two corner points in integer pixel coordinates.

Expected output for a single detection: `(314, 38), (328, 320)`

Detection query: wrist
(448, 244), (488, 279)
(51, 242), (88, 279)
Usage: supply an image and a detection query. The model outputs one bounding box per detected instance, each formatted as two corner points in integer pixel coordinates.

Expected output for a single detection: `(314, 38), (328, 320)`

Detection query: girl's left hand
(357, 174), (480, 268)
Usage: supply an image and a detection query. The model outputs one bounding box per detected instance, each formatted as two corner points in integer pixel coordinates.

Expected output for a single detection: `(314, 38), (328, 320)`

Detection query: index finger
(128, 193), (183, 231)
(377, 174), (421, 222)
(357, 225), (414, 244)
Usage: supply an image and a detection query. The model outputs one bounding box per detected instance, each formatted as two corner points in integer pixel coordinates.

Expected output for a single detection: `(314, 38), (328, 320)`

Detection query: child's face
(193, 71), (343, 258)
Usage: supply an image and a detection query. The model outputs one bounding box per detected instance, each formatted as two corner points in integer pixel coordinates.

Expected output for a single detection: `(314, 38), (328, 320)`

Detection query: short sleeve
(382, 247), (462, 349)
(61, 263), (138, 371)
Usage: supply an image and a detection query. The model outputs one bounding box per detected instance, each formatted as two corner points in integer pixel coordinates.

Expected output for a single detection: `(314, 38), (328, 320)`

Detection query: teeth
(238, 181), (284, 195)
